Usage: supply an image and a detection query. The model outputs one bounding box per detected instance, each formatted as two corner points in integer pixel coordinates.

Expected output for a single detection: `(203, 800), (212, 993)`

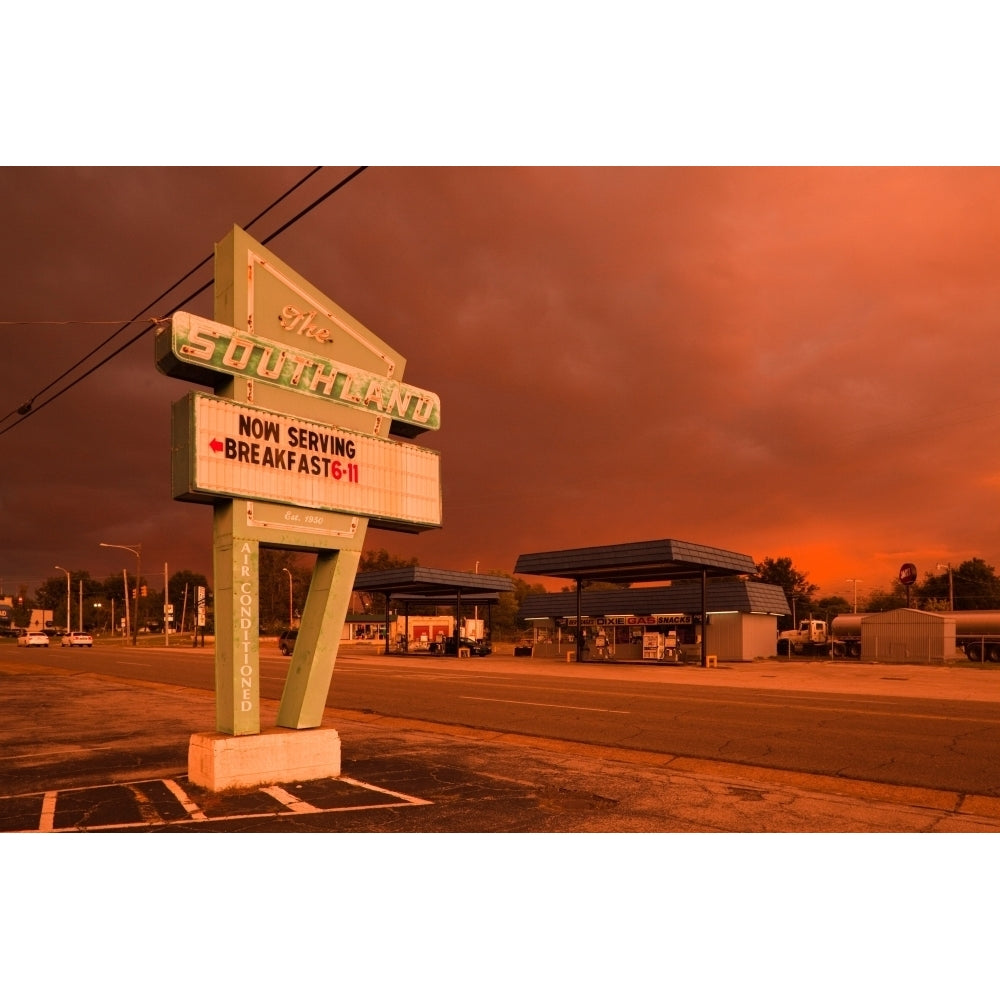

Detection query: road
(8, 641), (1000, 796)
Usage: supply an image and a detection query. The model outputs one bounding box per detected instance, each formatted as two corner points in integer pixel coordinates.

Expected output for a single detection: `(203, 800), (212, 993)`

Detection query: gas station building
(352, 566), (513, 655)
(515, 539), (789, 664)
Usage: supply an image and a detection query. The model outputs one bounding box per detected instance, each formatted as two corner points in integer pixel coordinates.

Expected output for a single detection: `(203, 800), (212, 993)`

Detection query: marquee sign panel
(172, 393), (442, 532)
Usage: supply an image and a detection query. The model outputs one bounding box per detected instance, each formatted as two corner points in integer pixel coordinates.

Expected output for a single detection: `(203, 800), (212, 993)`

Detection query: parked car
(61, 631), (94, 648)
(439, 635), (492, 656)
(17, 631), (50, 648)
(278, 629), (298, 655)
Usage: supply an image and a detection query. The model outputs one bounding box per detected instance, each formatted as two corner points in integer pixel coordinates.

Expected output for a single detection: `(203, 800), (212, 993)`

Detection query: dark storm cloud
(3, 167), (1000, 602)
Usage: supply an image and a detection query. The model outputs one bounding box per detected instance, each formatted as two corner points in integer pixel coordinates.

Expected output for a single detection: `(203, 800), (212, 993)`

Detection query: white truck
(30, 609), (56, 634)
(776, 618), (844, 657)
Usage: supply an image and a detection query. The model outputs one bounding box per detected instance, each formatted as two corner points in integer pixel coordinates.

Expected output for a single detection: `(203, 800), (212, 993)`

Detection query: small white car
(17, 631), (50, 647)
(61, 631), (94, 648)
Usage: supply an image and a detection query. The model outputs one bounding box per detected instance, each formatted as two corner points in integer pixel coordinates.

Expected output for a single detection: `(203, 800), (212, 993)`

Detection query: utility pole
(283, 567), (294, 628)
(164, 561), (169, 647)
(845, 578), (863, 614)
(936, 563), (954, 611)
(54, 566), (71, 635)
(102, 543), (142, 645)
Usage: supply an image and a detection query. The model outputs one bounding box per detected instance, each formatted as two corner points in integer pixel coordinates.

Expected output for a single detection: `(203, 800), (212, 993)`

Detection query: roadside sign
(172, 392), (442, 532)
(160, 225), (444, 743)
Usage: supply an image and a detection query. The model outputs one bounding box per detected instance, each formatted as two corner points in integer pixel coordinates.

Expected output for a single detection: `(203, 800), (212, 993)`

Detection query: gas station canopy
(514, 539), (760, 668)
(353, 567), (514, 656)
(353, 566), (514, 602)
(513, 538), (758, 585)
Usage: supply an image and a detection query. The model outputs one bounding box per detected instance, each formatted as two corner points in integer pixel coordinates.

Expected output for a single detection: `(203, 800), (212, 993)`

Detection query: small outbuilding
(860, 608), (956, 663)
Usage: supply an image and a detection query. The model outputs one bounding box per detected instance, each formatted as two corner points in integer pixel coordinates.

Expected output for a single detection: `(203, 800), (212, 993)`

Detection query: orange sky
(2, 166), (999, 603)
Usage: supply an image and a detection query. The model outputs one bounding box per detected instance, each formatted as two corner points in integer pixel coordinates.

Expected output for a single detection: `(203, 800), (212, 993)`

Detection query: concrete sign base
(188, 726), (342, 792)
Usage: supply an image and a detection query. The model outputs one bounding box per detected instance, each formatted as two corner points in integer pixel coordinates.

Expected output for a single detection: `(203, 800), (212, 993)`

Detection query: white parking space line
(163, 778), (208, 821)
(261, 785), (321, 813)
(337, 775), (433, 806)
(128, 783), (163, 824)
(3, 774), (433, 831)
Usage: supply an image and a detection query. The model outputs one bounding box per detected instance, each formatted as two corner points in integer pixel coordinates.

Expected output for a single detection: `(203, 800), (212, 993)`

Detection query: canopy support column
(382, 591), (391, 655)
(701, 569), (708, 668)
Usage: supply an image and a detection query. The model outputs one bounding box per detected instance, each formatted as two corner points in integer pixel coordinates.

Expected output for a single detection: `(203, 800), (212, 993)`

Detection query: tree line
(23, 548), (989, 640)
(4, 568), (213, 635)
(755, 555), (1000, 628)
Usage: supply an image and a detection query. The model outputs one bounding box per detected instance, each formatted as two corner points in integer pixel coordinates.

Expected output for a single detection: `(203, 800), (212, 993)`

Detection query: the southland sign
(159, 226), (442, 786)
(159, 311), (440, 437)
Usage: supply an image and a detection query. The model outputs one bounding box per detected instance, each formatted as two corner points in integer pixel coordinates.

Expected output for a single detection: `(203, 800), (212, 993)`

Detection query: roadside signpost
(157, 226), (441, 789)
(899, 562), (918, 608)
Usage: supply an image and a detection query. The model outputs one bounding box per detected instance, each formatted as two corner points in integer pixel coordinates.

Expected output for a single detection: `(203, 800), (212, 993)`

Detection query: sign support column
(276, 544), (361, 729)
(212, 501), (259, 735)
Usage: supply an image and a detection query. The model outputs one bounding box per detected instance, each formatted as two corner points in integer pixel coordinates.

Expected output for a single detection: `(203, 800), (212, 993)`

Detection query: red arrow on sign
(209, 438), (224, 453)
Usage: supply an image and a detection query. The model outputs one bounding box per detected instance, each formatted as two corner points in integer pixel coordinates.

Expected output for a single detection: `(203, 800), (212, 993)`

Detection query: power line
(1, 166), (318, 428)
(0, 166), (328, 430)
(0, 320), (153, 326)
(258, 165), (368, 245)
(0, 166), (366, 437)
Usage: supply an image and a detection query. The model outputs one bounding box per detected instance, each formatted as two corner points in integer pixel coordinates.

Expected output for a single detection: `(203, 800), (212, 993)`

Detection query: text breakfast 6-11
(220, 413), (360, 481)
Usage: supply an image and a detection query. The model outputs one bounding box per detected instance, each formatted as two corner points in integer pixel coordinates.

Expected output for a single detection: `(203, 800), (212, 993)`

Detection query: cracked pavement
(3, 656), (1000, 832)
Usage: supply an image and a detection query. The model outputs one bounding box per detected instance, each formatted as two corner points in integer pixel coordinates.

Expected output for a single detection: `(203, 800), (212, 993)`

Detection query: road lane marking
(460, 696), (630, 714)
(3, 747), (117, 761)
(39, 791), (57, 831)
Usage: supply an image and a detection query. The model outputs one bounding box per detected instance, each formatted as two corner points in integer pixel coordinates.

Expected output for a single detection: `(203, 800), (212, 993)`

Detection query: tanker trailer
(832, 610), (1000, 661)
(950, 610), (1000, 662)
(830, 615), (863, 658)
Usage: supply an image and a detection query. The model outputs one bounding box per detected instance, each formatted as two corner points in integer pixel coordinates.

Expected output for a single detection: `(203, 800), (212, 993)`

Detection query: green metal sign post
(159, 226), (441, 788)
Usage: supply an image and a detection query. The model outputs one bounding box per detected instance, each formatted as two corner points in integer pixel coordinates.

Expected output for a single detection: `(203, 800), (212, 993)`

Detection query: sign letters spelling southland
(159, 311), (441, 438)
(159, 224), (443, 749)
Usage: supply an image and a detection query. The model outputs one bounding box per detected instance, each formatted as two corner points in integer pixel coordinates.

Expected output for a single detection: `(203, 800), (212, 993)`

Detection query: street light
(283, 567), (294, 628)
(54, 565), (71, 635)
(845, 578), (863, 614)
(100, 542), (141, 645)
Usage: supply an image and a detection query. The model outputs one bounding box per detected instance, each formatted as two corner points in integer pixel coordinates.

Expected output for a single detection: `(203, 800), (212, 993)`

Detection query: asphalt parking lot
(4, 653), (1000, 832)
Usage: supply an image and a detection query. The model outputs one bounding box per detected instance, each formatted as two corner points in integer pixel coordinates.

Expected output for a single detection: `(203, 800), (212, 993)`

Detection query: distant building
(0, 597), (14, 635)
